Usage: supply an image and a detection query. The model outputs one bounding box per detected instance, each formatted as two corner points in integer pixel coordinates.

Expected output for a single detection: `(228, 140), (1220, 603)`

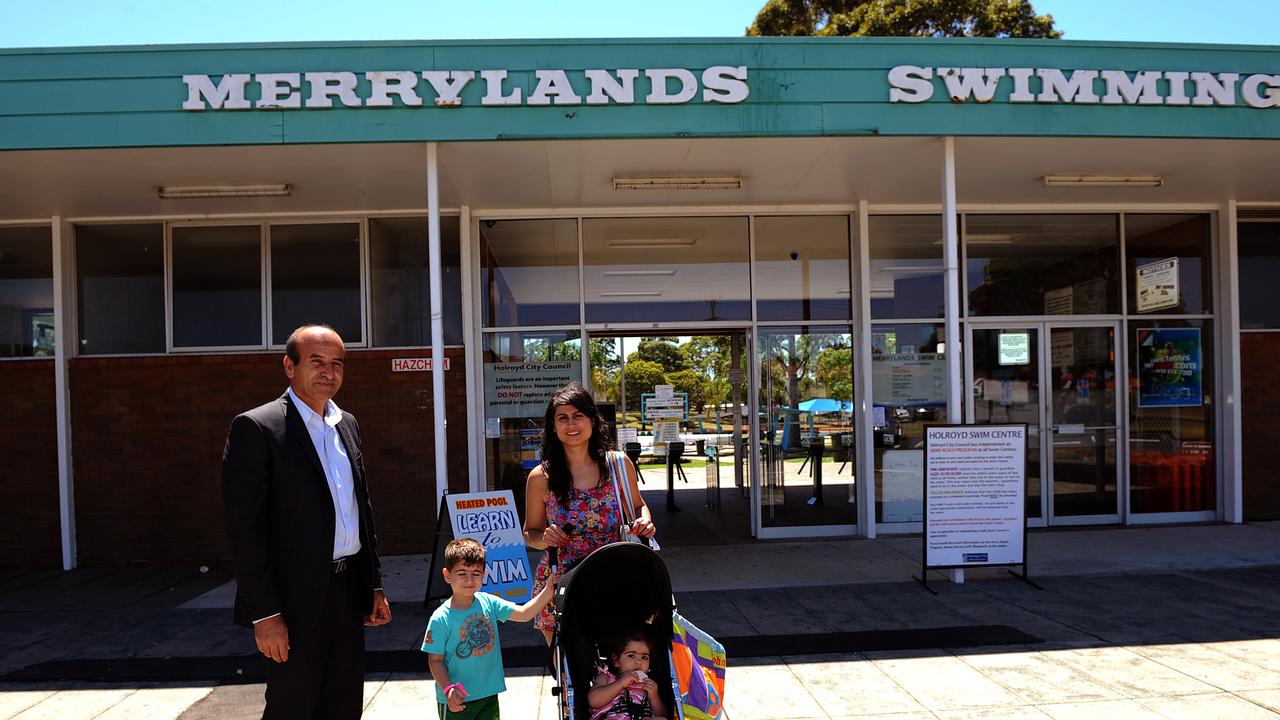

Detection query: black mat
(0, 624), (1040, 683)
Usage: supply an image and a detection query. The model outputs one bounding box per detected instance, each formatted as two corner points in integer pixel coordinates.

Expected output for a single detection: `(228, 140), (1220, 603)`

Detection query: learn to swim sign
(923, 424), (1027, 569)
(444, 491), (533, 602)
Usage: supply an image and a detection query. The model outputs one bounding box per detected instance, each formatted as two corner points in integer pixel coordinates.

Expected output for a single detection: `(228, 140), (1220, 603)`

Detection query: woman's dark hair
(540, 383), (612, 508)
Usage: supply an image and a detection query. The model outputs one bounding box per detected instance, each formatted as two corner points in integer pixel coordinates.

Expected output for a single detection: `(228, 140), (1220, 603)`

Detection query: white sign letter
(423, 70), (475, 106)
(481, 69), (522, 106)
(1036, 68), (1100, 103)
(1100, 70), (1163, 105)
(528, 69), (583, 106)
(1007, 68), (1035, 102)
(365, 71), (423, 107)
(1163, 71), (1192, 106)
(645, 68), (697, 104)
(937, 67), (1005, 103)
(304, 71), (362, 108)
(1242, 73), (1280, 109)
(888, 65), (934, 103)
(182, 74), (250, 110)
(256, 73), (302, 109)
(1191, 72), (1239, 106)
(702, 65), (749, 103)
(585, 69), (639, 105)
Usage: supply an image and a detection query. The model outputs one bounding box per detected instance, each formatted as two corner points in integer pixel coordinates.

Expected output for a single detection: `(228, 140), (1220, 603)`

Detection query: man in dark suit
(222, 324), (392, 719)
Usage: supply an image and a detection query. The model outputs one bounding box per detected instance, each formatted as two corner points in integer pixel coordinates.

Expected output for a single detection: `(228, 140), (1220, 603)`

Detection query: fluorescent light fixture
(1042, 174), (1163, 188)
(612, 176), (742, 191)
(600, 291), (663, 297)
(606, 238), (698, 249)
(836, 289), (852, 294)
(602, 269), (677, 276)
(158, 183), (293, 199)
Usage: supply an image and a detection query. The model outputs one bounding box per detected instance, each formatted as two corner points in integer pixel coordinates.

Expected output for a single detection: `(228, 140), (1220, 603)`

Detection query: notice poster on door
(484, 361), (581, 418)
(872, 353), (947, 405)
(923, 424), (1027, 569)
(1137, 328), (1202, 408)
(1136, 257), (1180, 312)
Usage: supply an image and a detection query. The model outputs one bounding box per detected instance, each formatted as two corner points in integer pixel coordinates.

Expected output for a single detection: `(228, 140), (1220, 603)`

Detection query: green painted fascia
(1, 37), (1278, 150)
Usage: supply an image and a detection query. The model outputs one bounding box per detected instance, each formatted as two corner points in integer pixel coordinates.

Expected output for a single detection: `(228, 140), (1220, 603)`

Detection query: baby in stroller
(588, 627), (668, 720)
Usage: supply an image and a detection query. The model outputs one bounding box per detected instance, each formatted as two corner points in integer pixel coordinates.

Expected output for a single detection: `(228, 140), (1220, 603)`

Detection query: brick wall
(69, 348), (468, 565)
(1242, 333), (1280, 519)
(0, 360), (60, 567)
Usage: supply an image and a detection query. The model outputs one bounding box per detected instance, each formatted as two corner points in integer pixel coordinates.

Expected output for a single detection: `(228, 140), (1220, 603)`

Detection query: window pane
(481, 219), (579, 328)
(172, 225), (261, 348)
(869, 216), (945, 320)
(871, 323), (948, 523)
(1126, 214), (1212, 315)
(754, 215), (851, 321)
(370, 216), (462, 346)
(1128, 320), (1215, 513)
(1240, 222), (1280, 329)
(481, 330), (582, 500)
(966, 214), (1120, 317)
(582, 217), (749, 324)
(76, 224), (165, 355)
(270, 223), (362, 345)
(0, 226), (54, 358)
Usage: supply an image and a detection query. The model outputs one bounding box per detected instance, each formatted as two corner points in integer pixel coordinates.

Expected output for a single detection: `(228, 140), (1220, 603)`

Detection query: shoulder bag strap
(607, 451), (638, 542)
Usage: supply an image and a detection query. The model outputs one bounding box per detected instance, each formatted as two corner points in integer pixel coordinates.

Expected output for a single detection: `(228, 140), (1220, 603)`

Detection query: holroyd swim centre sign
(888, 66), (1280, 108)
(181, 66), (751, 110)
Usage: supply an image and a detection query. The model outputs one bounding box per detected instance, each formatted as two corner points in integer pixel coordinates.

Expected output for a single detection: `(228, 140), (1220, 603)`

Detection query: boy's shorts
(437, 693), (499, 720)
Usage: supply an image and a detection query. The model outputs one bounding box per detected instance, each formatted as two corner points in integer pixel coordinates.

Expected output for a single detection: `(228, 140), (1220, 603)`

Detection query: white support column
(427, 144), (449, 512)
(941, 137), (964, 584)
(856, 202), (875, 538)
(460, 205), (481, 493)
(52, 217), (77, 570)
(1219, 201), (1243, 523)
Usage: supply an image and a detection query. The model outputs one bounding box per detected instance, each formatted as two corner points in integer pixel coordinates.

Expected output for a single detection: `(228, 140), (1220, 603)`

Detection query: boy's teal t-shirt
(420, 592), (518, 703)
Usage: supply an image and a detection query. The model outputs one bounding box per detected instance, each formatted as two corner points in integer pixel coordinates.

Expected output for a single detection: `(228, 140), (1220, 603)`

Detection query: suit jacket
(221, 392), (383, 636)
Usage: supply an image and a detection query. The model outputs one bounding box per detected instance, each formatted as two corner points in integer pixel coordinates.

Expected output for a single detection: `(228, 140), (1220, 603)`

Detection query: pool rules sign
(921, 424), (1032, 586)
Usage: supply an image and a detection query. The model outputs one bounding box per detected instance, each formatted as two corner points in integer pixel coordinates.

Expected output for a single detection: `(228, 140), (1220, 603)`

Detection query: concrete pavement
(3, 522), (1280, 718)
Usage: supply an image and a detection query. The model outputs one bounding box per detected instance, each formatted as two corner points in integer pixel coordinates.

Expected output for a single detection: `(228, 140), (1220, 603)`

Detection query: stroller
(550, 541), (723, 720)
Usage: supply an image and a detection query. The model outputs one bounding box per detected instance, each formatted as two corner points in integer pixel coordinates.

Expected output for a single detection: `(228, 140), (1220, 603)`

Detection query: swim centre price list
(923, 425), (1027, 568)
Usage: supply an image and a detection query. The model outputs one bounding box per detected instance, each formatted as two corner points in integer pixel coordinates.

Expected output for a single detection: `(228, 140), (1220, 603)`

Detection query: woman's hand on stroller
(543, 523), (570, 548)
(629, 517), (655, 538)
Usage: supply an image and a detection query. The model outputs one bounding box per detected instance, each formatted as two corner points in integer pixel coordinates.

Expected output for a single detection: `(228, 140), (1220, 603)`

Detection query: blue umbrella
(798, 398), (844, 413)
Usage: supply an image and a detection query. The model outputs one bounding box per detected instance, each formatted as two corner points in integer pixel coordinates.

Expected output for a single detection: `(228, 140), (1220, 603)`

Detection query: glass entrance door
(586, 331), (753, 543)
(968, 323), (1121, 525)
(757, 326), (857, 536)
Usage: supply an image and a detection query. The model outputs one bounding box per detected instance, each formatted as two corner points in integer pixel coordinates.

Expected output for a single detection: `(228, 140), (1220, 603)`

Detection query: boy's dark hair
(443, 537), (486, 570)
(603, 626), (652, 662)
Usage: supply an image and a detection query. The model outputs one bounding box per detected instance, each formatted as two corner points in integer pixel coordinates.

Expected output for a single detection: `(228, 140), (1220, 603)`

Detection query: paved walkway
(3, 522), (1280, 718)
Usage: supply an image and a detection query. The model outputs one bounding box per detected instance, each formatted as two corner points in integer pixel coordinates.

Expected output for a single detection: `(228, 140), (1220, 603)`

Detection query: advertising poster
(923, 425), (1026, 568)
(444, 491), (534, 602)
(1137, 328), (1202, 407)
(483, 361), (580, 418)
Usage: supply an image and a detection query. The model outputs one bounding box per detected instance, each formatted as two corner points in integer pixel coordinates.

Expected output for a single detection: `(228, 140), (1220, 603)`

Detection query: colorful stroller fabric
(671, 611), (727, 720)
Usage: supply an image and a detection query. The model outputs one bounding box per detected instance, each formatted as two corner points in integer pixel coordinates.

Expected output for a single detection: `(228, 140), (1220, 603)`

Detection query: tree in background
(632, 337), (689, 373)
(664, 368), (710, 412)
(624, 359), (668, 409)
(815, 343), (853, 403)
(747, 0), (1060, 38)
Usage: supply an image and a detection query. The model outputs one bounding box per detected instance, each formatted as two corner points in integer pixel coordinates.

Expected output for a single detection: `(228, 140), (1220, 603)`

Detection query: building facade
(1, 37), (1278, 568)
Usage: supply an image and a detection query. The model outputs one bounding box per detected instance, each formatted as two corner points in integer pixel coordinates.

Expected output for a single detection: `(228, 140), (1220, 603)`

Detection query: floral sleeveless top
(531, 451), (625, 632)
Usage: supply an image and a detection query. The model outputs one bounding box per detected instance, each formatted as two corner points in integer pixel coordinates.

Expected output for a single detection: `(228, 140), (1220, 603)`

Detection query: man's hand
(254, 616), (290, 663)
(364, 589), (392, 627)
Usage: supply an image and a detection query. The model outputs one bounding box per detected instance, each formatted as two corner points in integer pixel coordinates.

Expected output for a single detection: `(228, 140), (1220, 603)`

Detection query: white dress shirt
(288, 386), (362, 561)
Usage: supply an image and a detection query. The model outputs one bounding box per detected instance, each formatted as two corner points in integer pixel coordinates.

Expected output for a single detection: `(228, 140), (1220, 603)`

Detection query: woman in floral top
(524, 383), (656, 643)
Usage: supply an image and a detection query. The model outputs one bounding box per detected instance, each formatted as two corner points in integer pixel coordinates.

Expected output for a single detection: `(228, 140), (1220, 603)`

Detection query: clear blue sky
(1, 0), (1278, 48)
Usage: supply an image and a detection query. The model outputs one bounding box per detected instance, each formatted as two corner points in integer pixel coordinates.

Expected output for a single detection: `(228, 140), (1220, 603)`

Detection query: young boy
(422, 538), (555, 719)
